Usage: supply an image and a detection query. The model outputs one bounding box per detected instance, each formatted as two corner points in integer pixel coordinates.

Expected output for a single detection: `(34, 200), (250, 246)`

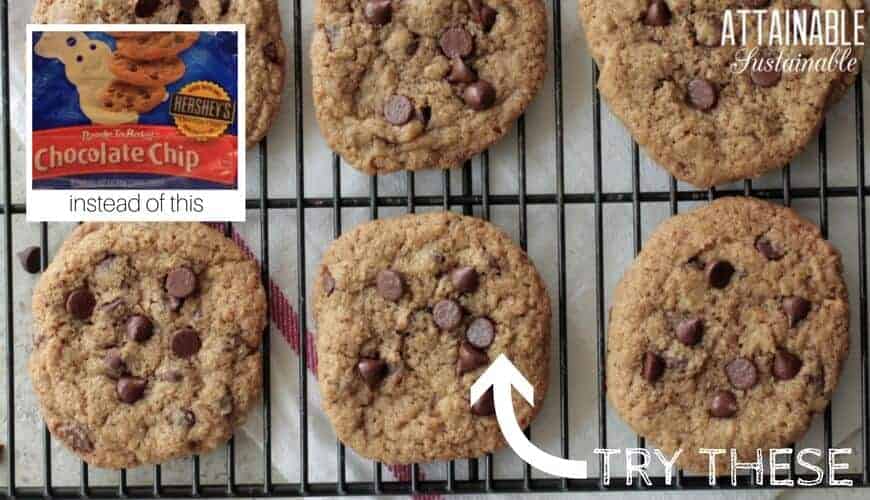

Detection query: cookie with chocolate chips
(578, 0), (864, 188)
(32, 0), (286, 149)
(607, 197), (849, 473)
(314, 212), (551, 463)
(29, 223), (267, 469)
(311, 0), (548, 175)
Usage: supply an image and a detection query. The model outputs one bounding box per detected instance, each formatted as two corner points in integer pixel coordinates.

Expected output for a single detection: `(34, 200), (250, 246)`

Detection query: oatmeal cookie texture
(29, 223), (267, 469)
(32, 0), (286, 149)
(311, 0), (548, 175)
(314, 212), (551, 463)
(607, 197), (849, 473)
(578, 0), (863, 188)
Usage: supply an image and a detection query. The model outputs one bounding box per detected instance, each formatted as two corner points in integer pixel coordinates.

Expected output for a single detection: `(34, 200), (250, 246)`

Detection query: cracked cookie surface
(314, 212), (551, 463)
(29, 223), (267, 469)
(607, 197), (849, 473)
(578, 0), (863, 188)
(32, 0), (286, 149)
(311, 0), (548, 175)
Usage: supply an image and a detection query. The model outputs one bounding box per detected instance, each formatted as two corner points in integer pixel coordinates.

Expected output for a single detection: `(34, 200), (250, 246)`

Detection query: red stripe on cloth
(220, 224), (440, 500)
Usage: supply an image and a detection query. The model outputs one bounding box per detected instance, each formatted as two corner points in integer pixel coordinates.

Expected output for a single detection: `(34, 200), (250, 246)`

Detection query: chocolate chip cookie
(311, 0), (548, 175)
(114, 32), (199, 61)
(101, 80), (167, 113)
(109, 52), (186, 87)
(578, 0), (863, 188)
(314, 212), (551, 463)
(607, 197), (849, 473)
(29, 223), (267, 469)
(33, 0), (287, 149)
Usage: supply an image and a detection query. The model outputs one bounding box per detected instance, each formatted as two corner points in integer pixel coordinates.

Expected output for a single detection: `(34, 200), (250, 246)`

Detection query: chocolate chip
(451, 266), (479, 293)
(705, 260), (735, 289)
(447, 58), (477, 83)
(709, 390), (738, 418)
(171, 328), (201, 358)
(642, 351), (665, 382)
(263, 42), (281, 64)
(783, 296), (811, 327)
(177, 10), (193, 24)
(751, 58), (782, 88)
(323, 270), (336, 295)
(160, 370), (183, 382)
(464, 80), (496, 111)
(383, 95), (413, 126)
(466, 317), (495, 349)
(434, 299), (463, 330)
(126, 315), (154, 342)
(471, 387), (495, 416)
(17, 246), (41, 274)
(675, 317), (704, 346)
(745, 0), (771, 7)
(773, 351), (802, 380)
(220, 0), (231, 15)
(135, 0), (159, 17)
(66, 288), (96, 320)
(364, 0), (392, 26)
(644, 0), (672, 27)
(474, 5), (498, 32)
(376, 269), (404, 301)
(440, 27), (474, 59)
(103, 349), (126, 379)
(457, 341), (488, 374)
(57, 422), (93, 453)
(755, 236), (784, 260)
(174, 409), (196, 427)
(358, 358), (387, 388)
(179, 0), (198, 9)
(688, 78), (718, 111)
(166, 267), (197, 298)
(117, 376), (146, 404)
(406, 35), (419, 56)
(416, 105), (432, 127)
(725, 357), (758, 389)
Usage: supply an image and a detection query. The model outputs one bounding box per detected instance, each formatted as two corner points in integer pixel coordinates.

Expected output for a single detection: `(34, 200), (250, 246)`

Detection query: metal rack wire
(1, 0), (869, 497)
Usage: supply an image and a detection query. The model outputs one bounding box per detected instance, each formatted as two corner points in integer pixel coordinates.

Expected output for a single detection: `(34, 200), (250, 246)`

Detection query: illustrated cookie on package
(314, 212), (551, 463)
(109, 52), (187, 87)
(101, 80), (168, 113)
(578, 0), (864, 188)
(311, 0), (548, 175)
(32, 0), (287, 149)
(114, 32), (200, 61)
(606, 197), (849, 473)
(29, 223), (267, 469)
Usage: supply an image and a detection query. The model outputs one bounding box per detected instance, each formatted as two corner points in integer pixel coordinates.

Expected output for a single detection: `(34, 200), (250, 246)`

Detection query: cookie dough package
(27, 26), (246, 221)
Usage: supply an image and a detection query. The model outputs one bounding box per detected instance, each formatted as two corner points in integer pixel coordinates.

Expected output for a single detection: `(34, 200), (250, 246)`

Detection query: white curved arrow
(471, 354), (588, 479)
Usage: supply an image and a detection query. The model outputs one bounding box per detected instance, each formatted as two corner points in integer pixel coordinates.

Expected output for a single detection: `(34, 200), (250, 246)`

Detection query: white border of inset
(25, 24), (247, 222)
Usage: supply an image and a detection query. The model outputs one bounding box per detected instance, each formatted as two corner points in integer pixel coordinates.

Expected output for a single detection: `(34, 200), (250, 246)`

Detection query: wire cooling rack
(2, 0), (870, 497)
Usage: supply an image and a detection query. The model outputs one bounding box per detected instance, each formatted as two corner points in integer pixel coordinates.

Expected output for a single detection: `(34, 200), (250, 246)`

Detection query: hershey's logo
(170, 93), (235, 123)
